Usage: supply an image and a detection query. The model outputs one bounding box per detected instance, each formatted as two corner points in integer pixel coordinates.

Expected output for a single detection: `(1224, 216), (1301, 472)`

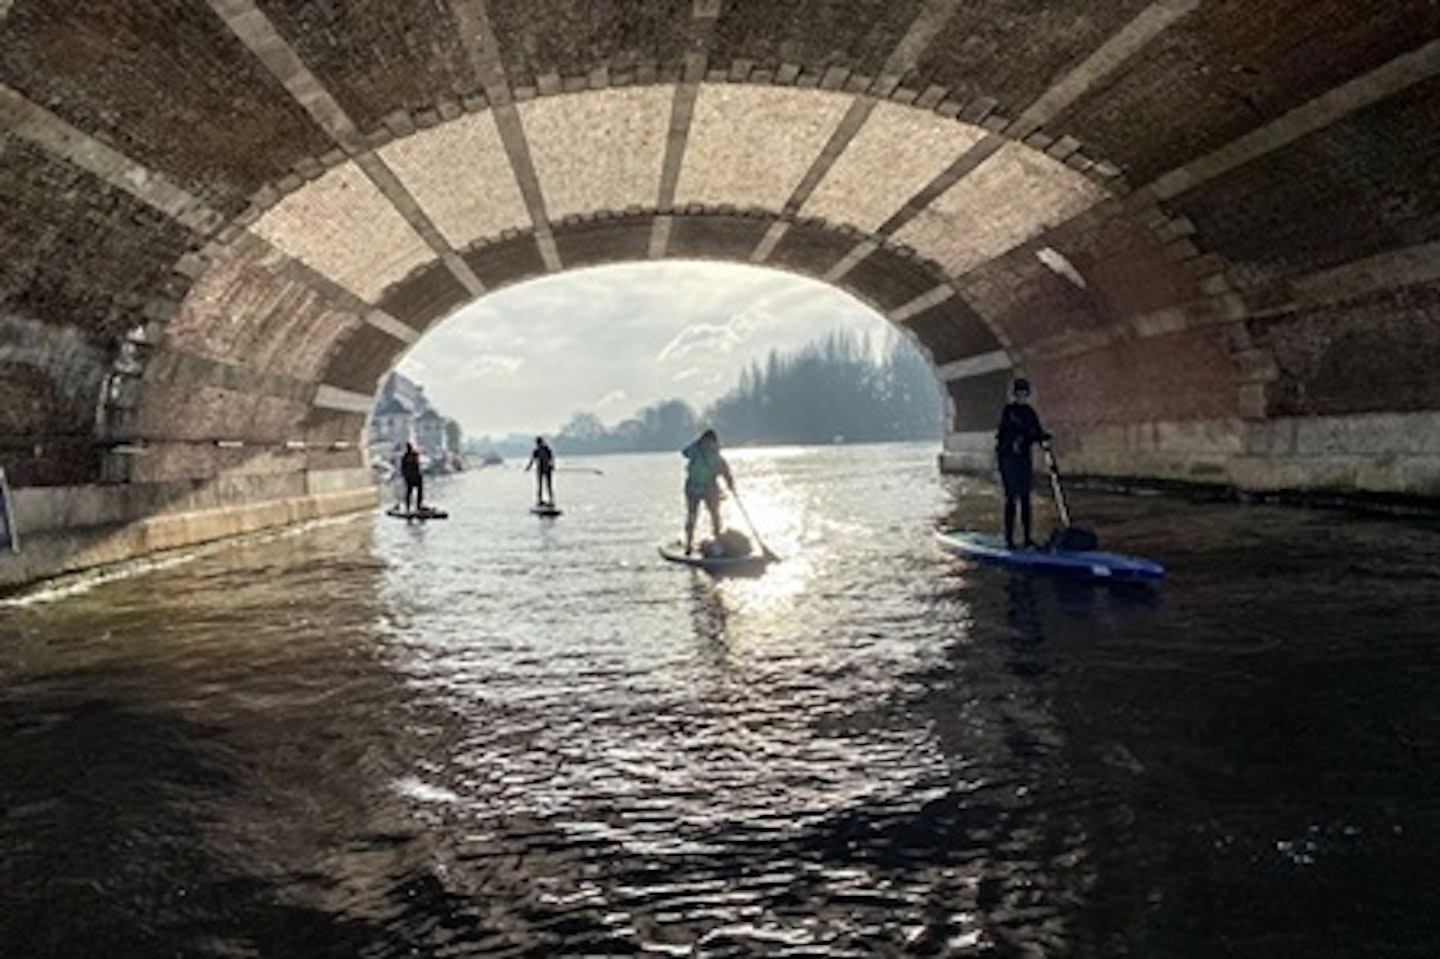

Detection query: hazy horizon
(396, 260), (905, 438)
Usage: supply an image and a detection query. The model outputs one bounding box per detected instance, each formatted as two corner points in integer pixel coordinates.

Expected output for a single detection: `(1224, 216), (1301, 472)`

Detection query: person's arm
(1030, 408), (1052, 447)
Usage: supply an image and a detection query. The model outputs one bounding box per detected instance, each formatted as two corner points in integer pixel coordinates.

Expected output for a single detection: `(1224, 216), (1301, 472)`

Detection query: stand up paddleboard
(934, 529), (1165, 582)
(659, 544), (773, 576)
(386, 505), (449, 520)
(530, 504), (563, 517)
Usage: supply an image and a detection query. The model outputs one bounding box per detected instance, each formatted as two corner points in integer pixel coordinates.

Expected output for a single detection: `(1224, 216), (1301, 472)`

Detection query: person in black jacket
(525, 436), (556, 507)
(995, 377), (1050, 549)
(399, 442), (424, 512)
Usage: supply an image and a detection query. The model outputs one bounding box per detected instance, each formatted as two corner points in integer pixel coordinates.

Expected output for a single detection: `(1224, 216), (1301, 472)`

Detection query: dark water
(3, 443), (1439, 957)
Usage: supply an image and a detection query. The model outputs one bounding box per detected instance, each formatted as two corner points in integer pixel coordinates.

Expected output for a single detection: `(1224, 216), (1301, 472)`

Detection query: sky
(397, 260), (902, 439)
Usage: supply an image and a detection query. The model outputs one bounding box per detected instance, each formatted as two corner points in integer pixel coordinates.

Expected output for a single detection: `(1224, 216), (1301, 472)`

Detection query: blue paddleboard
(934, 529), (1165, 582)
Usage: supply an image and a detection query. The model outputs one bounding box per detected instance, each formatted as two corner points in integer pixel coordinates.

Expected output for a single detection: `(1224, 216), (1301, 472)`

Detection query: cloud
(655, 322), (745, 363)
(593, 389), (628, 410)
(466, 354), (524, 377)
(397, 260), (894, 436)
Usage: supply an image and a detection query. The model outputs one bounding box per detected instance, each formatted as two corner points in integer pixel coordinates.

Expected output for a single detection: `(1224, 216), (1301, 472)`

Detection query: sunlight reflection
(711, 448), (815, 621)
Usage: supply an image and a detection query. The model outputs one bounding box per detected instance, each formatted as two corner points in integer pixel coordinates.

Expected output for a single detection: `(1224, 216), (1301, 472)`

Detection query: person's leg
(684, 493), (700, 553)
(543, 471), (554, 504)
(1016, 462), (1034, 546)
(415, 475), (424, 510)
(705, 491), (722, 539)
(405, 480), (416, 511)
(999, 458), (1019, 548)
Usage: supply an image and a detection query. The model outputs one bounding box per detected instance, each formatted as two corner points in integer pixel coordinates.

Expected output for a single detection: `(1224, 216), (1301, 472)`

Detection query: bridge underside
(3, 0), (1440, 585)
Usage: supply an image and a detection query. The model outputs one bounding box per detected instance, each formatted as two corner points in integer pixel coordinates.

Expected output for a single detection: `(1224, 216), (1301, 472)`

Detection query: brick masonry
(1170, 76), (1440, 288)
(1248, 282), (1440, 418)
(1051, 1), (1440, 187)
(1, 0), (331, 213)
(3, 1), (1440, 587)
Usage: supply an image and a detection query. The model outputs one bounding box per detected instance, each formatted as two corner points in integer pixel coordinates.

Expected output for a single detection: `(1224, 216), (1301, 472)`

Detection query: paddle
(556, 467), (604, 475)
(728, 486), (779, 562)
(1042, 443), (1098, 552)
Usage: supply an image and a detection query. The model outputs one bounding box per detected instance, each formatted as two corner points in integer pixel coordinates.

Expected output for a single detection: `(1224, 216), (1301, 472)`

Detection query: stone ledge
(0, 484), (378, 591)
(9, 468), (370, 536)
(941, 414), (1440, 499)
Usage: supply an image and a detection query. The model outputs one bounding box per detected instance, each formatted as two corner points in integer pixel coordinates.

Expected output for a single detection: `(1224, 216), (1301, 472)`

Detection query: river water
(2, 442), (1438, 957)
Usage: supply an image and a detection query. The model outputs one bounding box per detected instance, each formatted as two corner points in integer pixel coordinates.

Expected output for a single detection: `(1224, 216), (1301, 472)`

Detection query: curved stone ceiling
(3, 0), (1440, 581)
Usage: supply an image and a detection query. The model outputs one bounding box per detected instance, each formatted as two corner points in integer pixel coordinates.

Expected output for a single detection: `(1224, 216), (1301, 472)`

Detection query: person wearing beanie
(994, 377), (1050, 549)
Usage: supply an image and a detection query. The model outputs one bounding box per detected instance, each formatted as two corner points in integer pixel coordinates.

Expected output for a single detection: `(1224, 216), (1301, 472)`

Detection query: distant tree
(701, 327), (942, 445)
(537, 330), (941, 453)
(556, 412), (607, 450)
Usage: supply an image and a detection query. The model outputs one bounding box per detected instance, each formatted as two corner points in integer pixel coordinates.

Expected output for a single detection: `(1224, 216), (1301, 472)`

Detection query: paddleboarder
(681, 429), (734, 555)
(399, 442), (424, 513)
(525, 436), (556, 506)
(995, 377), (1050, 550)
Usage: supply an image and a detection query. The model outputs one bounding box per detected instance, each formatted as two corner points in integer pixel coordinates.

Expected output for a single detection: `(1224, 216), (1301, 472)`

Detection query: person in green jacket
(681, 429), (734, 555)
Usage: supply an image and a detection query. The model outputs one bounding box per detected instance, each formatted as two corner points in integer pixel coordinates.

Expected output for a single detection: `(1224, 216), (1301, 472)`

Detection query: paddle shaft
(1042, 445), (1073, 528)
(729, 487), (778, 560)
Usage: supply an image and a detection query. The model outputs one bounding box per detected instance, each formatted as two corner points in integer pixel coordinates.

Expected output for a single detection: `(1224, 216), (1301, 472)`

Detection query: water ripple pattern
(3, 443), (1439, 957)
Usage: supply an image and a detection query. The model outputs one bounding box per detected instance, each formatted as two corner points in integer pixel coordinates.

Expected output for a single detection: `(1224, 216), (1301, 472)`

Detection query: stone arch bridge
(3, 0), (1439, 585)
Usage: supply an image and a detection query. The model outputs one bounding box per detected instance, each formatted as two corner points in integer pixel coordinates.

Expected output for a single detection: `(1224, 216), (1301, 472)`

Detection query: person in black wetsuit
(525, 436), (556, 506)
(399, 442), (424, 512)
(995, 377), (1050, 549)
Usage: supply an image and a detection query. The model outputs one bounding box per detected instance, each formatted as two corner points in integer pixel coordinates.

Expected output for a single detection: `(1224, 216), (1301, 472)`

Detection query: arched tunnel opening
(3, 1), (1439, 589)
(382, 259), (949, 468)
(6, 6), (1440, 956)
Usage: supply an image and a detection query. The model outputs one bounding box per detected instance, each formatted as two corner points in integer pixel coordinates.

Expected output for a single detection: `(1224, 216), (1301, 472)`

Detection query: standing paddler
(680, 429), (734, 556)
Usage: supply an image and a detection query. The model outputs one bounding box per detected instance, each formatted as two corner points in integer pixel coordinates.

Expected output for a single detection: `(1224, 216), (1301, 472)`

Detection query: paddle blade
(1048, 526), (1099, 552)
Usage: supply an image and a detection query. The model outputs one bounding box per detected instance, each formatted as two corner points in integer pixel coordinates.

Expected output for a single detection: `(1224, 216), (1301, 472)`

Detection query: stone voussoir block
(380, 109), (415, 138)
(958, 96), (998, 124)
(915, 84), (947, 109)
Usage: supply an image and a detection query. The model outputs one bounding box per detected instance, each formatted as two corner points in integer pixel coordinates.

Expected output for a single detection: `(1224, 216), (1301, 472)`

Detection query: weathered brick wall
(320, 324), (405, 397)
(710, 0), (919, 80)
(257, 0), (481, 130)
(0, 140), (198, 343)
(1030, 327), (1241, 427)
(0, 362), (100, 487)
(1, 0), (328, 213)
(916, 0), (1152, 116)
(1051, 1), (1440, 186)
(490, 0), (693, 91)
(946, 369), (1013, 433)
(377, 264), (470, 334)
(1171, 78), (1440, 287)
(903, 301), (1001, 367)
(166, 243), (361, 382)
(1251, 283), (1440, 418)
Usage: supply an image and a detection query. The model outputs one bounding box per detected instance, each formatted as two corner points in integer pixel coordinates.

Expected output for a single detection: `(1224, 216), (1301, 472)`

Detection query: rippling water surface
(3, 443), (1439, 957)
